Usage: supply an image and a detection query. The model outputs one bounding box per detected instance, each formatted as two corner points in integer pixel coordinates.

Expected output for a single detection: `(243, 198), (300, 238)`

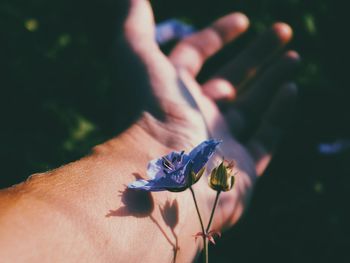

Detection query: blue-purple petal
(128, 179), (153, 191)
(128, 175), (183, 192)
(188, 139), (222, 173)
(147, 151), (189, 179)
(128, 139), (221, 192)
(129, 161), (193, 192)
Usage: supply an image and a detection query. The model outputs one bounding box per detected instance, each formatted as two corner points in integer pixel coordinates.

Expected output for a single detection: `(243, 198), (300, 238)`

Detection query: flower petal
(129, 139), (221, 192)
(128, 177), (180, 192)
(147, 151), (190, 179)
(129, 161), (193, 192)
(128, 179), (153, 191)
(188, 139), (222, 173)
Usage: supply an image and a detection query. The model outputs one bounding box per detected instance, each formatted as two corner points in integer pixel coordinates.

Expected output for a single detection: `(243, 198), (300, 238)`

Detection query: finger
(124, 0), (157, 48)
(236, 50), (300, 110)
(226, 50), (300, 136)
(201, 78), (238, 101)
(247, 83), (298, 176)
(169, 13), (249, 76)
(202, 23), (293, 101)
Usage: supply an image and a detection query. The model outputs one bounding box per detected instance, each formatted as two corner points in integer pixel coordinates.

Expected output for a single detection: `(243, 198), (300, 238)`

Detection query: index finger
(169, 13), (249, 76)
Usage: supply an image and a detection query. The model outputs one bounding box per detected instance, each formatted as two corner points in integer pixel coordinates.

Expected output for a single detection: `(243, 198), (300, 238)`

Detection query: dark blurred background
(1, 0), (349, 262)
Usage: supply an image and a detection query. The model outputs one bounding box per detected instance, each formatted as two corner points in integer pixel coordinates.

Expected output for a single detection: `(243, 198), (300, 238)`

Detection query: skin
(0, 0), (300, 262)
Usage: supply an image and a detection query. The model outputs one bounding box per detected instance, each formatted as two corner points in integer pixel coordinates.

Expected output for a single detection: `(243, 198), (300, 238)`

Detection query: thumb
(124, 0), (157, 51)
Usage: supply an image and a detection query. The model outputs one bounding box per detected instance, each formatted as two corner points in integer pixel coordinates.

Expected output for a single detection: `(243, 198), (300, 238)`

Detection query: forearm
(0, 120), (203, 262)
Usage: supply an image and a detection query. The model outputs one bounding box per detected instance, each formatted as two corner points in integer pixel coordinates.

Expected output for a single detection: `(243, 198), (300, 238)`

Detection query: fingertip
(202, 78), (237, 101)
(285, 50), (300, 60)
(231, 12), (250, 32)
(272, 22), (293, 44)
(281, 50), (301, 67)
(214, 12), (250, 42)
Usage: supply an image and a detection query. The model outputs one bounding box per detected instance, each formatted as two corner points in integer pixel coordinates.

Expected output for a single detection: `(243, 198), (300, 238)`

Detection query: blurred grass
(0, 0), (349, 262)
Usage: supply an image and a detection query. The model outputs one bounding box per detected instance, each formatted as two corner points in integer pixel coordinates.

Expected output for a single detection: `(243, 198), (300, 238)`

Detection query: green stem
(204, 236), (208, 263)
(206, 191), (221, 233)
(189, 187), (207, 263)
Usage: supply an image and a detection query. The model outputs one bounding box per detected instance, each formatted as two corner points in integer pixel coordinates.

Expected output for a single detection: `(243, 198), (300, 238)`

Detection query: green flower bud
(208, 160), (236, 192)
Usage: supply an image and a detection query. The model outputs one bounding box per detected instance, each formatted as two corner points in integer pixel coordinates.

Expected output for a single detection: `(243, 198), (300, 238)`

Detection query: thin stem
(189, 187), (207, 263)
(190, 187), (205, 233)
(206, 191), (221, 233)
(204, 236), (208, 263)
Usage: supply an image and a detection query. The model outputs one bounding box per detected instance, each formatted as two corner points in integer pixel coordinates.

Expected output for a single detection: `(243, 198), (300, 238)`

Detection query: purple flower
(156, 19), (195, 45)
(128, 139), (221, 192)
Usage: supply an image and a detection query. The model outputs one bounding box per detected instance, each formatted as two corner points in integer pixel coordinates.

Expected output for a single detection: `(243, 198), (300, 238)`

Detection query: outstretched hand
(0, 2), (301, 263)
(120, 0), (299, 229)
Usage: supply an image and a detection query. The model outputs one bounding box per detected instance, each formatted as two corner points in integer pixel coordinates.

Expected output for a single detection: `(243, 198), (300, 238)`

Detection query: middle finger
(202, 23), (293, 101)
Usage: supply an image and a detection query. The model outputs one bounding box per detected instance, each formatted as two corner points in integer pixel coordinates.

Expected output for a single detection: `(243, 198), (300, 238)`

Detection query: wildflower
(128, 139), (221, 192)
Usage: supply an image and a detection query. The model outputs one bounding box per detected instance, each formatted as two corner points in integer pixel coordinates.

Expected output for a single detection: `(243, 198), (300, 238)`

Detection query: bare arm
(0, 0), (299, 262)
(0, 122), (207, 262)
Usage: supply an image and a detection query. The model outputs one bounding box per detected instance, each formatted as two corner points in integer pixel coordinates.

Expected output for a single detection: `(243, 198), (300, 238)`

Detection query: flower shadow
(160, 199), (179, 230)
(106, 173), (154, 218)
(159, 199), (180, 263)
(106, 174), (180, 262)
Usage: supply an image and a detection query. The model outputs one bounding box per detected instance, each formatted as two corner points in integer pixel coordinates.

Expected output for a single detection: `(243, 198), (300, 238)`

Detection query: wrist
(15, 115), (205, 261)
(90, 115), (206, 261)
(0, 114), (224, 262)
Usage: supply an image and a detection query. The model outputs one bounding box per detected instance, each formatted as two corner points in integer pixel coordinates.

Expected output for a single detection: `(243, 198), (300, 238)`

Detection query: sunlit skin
(0, 0), (299, 262)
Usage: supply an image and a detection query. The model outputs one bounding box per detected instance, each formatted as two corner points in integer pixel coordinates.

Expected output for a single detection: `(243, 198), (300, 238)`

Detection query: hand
(121, 0), (299, 229)
(0, 1), (300, 262)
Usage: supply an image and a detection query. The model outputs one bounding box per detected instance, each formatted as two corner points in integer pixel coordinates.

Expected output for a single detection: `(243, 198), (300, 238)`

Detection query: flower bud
(208, 160), (236, 192)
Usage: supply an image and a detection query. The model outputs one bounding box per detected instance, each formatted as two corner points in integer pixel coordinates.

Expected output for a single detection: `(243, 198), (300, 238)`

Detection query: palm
(123, 0), (299, 226)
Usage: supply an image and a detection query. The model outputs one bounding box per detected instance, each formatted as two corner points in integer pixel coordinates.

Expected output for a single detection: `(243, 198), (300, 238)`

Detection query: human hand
(0, 2), (300, 262)
(120, 0), (299, 232)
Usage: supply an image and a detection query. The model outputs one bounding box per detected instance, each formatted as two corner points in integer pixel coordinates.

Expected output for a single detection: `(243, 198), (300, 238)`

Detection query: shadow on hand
(106, 174), (180, 262)
(160, 199), (179, 230)
(106, 173), (154, 218)
(159, 199), (180, 263)
(111, 0), (164, 135)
